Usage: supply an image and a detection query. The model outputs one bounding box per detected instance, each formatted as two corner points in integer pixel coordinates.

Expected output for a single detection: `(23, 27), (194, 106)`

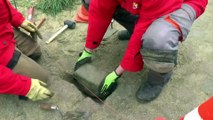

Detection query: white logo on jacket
(132, 2), (139, 9)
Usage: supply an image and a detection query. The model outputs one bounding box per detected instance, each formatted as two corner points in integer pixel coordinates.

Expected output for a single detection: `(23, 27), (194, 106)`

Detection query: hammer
(46, 20), (76, 44)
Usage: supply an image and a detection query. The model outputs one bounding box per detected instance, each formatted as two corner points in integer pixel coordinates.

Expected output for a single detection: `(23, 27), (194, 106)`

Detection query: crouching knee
(141, 21), (179, 73)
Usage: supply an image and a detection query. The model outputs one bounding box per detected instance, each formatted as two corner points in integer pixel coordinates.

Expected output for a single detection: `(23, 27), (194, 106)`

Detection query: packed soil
(0, 1), (213, 120)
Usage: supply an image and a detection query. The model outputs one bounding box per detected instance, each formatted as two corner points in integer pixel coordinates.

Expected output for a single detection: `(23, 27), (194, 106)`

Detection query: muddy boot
(118, 30), (131, 40)
(136, 70), (172, 102)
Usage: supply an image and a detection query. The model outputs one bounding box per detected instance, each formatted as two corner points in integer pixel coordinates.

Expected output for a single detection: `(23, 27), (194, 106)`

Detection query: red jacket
(0, 0), (31, 96)
(85, 0), (208, 72)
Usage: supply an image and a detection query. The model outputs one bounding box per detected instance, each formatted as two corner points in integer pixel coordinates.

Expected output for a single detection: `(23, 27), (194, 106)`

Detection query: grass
(36, 0), (78, 16)
(10, 0), (78, 16)
(10, 0), (36, 8)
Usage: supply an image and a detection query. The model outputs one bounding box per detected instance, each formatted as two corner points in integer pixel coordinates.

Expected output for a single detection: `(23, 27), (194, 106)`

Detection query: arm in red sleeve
(0, 65), (31, 96)
(120, 14), (155, 72)
(85, 0), (119, 49)
(6, 0), (25, 28)
(184, 0), (208, 18)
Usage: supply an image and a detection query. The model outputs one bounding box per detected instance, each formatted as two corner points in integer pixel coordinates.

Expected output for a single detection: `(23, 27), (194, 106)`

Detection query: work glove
(20, 19), (43, 39)
(74, 49), (92, 71)
(98, 71), (120, 100)
(26, 79), (54, 101)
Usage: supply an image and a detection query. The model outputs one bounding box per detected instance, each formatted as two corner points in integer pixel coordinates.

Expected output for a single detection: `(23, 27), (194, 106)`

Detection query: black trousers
(113, 6), (138, 34)
(81, 0), (138, 34)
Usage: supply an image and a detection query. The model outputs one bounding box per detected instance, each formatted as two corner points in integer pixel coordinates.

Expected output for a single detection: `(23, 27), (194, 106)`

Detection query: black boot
(117, 30), (131, 40)
(136, 70), (172, 102)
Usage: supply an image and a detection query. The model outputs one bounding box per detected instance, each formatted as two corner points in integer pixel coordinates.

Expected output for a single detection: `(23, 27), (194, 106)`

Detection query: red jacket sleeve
(85, 0), (119, 49)
(120, 13), (155, 72)
(6, 0), (25, 28)
(0, 65), (31, 96)
(184, 0), (208, 18)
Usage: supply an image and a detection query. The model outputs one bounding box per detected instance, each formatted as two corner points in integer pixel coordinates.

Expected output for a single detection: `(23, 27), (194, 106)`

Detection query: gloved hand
(98, 71), (120, 100)
(26, 79), (54, 101)
(74, 49), (92, 71)
(20, 19), (43, 39)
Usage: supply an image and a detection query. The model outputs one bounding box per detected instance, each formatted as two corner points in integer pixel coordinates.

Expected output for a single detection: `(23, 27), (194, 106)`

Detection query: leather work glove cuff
(21, 19), (43, 39)
(26, 79), (53, 101)
(74, 49), (92, 71)
(98, 71), (120, 100)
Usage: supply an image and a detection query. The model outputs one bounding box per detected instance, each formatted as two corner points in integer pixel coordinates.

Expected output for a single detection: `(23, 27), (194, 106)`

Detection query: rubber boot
(136, 70), (172, 102)
(117, 30), (131, 40)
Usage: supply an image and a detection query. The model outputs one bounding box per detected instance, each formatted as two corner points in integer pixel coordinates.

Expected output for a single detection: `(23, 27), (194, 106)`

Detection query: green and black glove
(74, 49), (92, 71)
(98, 71), (120, 100)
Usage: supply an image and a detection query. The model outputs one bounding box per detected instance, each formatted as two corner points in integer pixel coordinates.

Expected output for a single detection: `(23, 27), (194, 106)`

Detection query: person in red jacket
(0, 0), (53, 101)
(75, 0), (208, 102)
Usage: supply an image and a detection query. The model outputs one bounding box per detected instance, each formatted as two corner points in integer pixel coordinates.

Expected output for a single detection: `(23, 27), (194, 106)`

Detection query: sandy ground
(0, 1), (213, 120)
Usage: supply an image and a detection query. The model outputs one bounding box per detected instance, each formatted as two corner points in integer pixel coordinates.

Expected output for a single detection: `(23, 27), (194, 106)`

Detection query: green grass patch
(10, 0), (79, 16)
(36, 0), (78, 16)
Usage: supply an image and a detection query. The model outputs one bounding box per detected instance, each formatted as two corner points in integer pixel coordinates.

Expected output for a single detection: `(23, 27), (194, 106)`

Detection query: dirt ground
(0, 1), (213, 120)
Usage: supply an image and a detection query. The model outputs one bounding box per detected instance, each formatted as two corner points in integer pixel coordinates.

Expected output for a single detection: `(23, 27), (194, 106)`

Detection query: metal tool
(36, 18), (46, 29)
(28, 7), (34, 22)
(39, 103), (59, 110)
(27, 6), (39, 41)
(39, 103), (63, 118)
(110, 19), (114, 29)
(46, 20), (76, 44)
